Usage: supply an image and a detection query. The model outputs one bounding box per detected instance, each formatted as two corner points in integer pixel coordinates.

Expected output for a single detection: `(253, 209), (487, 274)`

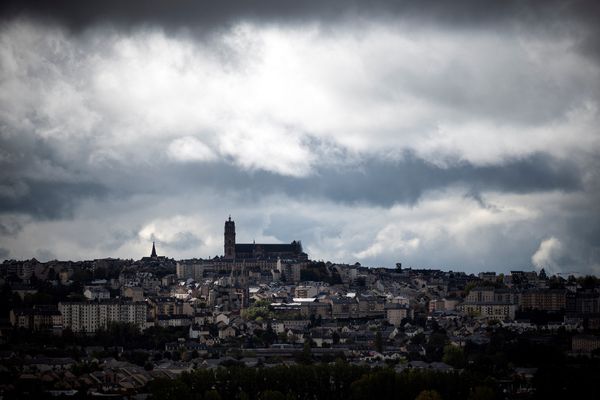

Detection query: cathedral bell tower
(224, 215), (236, 259)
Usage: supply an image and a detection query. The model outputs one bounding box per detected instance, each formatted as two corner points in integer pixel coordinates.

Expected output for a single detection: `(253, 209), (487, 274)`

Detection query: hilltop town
(1, 217), (598, 398)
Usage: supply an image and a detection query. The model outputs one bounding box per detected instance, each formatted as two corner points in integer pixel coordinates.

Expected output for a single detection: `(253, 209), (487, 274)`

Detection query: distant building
(572, 334), (600, 354)
(176, 262), (204, 280)
(59, 301), (147, 333)
(329, 297), (359, 319)
(10, 306), (62, 331)
(140, 242), (168, 262)
(83, 286), (110, 301)
(122, 286), (144, 302)
(459, 287), (519, 320)
(520, 289), (566, 311)
(223, 216), (307, 261)
(478, 272), (497, 282)
(428, 299), (446, 313)
(386, 304), (411, 326)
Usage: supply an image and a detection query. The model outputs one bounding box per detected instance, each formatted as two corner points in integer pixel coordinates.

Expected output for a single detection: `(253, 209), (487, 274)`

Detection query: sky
(0, 1), (599, 275)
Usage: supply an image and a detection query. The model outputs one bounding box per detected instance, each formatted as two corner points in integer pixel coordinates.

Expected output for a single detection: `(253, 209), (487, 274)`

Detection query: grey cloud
(0, 247), (8, 260)
(2, 0), (599, 68)
(0, 179), (107, 219)
(99, 229), (140, 253)
(166, 151), (581, 207)
(0, 2), (598, 275)
(1, 1), (597, 33)
(0, 133), (107, 219)
(0, 148), (581, 220)
(163, 231), (204, 251)
(35, 248), (55, 261)
(0, 216), (24, 236)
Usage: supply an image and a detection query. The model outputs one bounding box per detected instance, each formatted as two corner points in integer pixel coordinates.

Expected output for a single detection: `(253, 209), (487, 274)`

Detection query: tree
(204, 389), (222, 400)
(332, 331), (340, 345)
(467, 386), (495, 400)
(442, 345), (466, 368)
(299, 339), (313, 364)
(260, 390), (286, 400)
(415, 389), (443, 400)
(426, 332), (448, 361)
(149, 379), (192, 400)
(375, 331), (383, 353)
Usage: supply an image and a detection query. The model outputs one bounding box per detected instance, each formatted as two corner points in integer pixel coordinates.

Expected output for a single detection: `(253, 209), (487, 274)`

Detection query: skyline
(1, 1), (599, 275)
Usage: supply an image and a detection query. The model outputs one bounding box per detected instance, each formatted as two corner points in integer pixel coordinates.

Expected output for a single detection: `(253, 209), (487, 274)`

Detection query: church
(223, 216), (307, 261)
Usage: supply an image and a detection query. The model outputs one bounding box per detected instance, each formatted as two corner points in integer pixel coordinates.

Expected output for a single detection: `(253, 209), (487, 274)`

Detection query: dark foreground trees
(148, 363), (497, 400)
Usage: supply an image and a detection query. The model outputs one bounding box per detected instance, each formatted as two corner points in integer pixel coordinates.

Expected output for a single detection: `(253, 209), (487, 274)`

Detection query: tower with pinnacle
(224, 215), (236, 260)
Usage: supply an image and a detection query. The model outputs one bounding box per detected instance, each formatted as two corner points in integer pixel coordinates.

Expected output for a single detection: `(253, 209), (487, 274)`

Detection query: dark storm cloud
(0, 1), (598, 273)
(2, 0), (598, 32)
(0, 139), (579, 220)
(110, 151), (581, 208)
(0, 180), (107, 219)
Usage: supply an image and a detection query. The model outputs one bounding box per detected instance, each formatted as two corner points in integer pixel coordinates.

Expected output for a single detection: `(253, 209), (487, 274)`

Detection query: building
(572, 334), (600, 354)
(299, 301), (332, 319)
(122, 286), (144, 302)
(223, 216), (307, 261)
(147, 297), (185, 319)
(176, 262), (205, 281)
(566, 290), (600, 315)
(140, 242), (169, 263)
(59, 301), (147, 333)
(428, 299), (446, 313)
(84, 286), (111, 301)
(329, 297), (359, 319)
(520, 289), (566, 311)
(478, 272), (497, 282)
(295, 284), (319, 298)
(10, 306), (62, 331)
(459, 303), (517, 320)
(356, 293), (385, 318)
(459, 287), (519, 320)
(386, 304), (411, 326)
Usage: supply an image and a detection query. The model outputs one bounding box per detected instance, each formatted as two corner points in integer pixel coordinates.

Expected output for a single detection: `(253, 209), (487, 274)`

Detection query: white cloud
(532, 237), (564, 276)
(1, 18), (599, 274)
(2, 20), (597, 178)
(167, 136), (216, 162)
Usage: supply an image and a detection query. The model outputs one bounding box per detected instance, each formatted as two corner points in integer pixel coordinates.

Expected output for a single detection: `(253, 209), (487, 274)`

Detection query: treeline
(148, 364), (497, 400)
(300, 262), (342, 285)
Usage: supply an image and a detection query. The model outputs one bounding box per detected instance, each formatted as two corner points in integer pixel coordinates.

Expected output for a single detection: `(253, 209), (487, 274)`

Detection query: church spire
(151, 241), (158, 258)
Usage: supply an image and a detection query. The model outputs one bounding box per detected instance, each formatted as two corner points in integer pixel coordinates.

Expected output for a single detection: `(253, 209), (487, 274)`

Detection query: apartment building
(59, 300), (147, 333)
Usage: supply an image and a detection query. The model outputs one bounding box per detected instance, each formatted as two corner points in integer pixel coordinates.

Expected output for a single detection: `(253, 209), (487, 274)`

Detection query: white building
(59, 301), (147, 333)
(83, 286), (110, 301)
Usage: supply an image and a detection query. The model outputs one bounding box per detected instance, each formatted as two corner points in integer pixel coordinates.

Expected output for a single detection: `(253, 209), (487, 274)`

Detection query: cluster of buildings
(1, 217), (600, 396)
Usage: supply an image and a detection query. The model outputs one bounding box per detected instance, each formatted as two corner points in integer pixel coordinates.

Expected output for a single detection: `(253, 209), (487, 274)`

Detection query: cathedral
(223, 216), (307, 261)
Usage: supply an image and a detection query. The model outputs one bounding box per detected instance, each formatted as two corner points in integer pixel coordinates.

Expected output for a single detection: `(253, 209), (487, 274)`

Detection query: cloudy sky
(1, 1), (599, 275)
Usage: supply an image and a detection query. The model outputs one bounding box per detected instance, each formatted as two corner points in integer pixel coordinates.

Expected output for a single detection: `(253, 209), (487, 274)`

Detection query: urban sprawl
(1, 217), (598, 399)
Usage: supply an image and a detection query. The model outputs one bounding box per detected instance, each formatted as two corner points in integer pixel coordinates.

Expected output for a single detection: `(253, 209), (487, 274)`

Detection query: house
(386, 304), (411, 326)
(84, 286), (110, 300)
(219, 326), (237, 340)
(329, 297), (359, 319)
(215, 312), (230, 325)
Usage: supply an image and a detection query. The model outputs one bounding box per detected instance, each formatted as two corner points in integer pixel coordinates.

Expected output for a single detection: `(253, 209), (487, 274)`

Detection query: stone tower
(224, 216), (236, 259)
